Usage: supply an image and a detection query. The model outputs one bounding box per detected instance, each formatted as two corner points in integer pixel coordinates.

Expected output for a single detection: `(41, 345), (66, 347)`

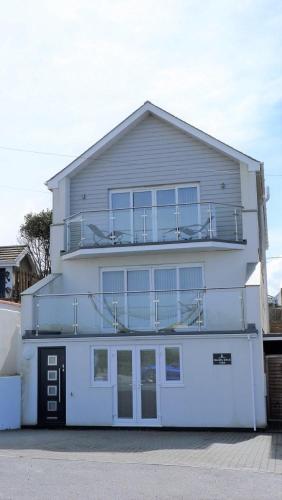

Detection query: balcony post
(234, 208), (239, 241)
(73, 297), (78, 335)
(80, 216), (85, 247)
(112, 299), (118, 333)
(208, 204), (213, 239)
(174, 206), (180, 240)
(153, 296), (160, 331)
(35, 298), (39, 336)
(109, 211), (116, 245)
(196, 291), (202, 331)
(66, 220), (70, 252)
(142, 208), (147, 242)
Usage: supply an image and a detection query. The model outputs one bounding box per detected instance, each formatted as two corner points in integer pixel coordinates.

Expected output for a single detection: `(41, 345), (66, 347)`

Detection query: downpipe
(248, 334), (256, 431)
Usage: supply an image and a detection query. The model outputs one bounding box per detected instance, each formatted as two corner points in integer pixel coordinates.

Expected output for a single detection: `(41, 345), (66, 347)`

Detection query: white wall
(22, 335), (266, 428)
(0, 302), (21, 376)
(0, 376), (21, 430)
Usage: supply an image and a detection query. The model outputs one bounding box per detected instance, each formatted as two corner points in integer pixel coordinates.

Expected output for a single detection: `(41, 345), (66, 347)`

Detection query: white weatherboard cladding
(21, 336), (266, 428)
(70, 115), (241, 215)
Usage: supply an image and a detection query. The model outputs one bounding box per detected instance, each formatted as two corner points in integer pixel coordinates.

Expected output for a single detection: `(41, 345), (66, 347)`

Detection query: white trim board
(47, 102), (261, 189)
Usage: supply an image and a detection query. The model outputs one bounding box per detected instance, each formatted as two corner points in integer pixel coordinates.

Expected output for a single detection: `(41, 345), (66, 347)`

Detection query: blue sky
(0, 0), (281, 292)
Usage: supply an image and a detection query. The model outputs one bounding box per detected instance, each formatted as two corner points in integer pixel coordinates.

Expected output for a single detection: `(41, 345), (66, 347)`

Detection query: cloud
(267, 259), (282, 296)
(0, 0), (281, 249)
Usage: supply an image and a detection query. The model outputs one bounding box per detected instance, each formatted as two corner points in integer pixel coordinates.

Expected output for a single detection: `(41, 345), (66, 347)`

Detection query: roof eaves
(46, 101), (261, 189)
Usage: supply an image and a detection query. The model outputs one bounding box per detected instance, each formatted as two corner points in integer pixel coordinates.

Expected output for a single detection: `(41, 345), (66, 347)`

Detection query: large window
(102, 266), (203, 331)
(110, 185), (199, 243)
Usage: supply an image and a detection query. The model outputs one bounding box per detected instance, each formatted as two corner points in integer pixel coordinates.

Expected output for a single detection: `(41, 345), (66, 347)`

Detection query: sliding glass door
(102, 266), (203, 332)
(111, 185), (199, 244)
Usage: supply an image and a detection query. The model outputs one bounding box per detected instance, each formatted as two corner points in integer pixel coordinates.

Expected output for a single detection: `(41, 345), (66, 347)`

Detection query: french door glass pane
(111, 192), (131, 244)
(127, 270), (150, 329)
(111, 192), (130, 209)
(133, 191), (153, 243)
(102, 271), (125, 331)
(140, 349), (157, 419)
(156, 189), (176, 242)
(178, 187), (199, 240)
(117, 350), (133, 419)
(155, 269), (177, 329)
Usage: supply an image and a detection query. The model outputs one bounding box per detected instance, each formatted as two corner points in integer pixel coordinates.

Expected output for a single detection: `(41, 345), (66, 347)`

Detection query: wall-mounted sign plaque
(213, 353), (232, 365)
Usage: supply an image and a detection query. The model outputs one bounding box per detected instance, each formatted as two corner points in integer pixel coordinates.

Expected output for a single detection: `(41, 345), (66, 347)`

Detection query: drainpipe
(248, 334), (256, 431)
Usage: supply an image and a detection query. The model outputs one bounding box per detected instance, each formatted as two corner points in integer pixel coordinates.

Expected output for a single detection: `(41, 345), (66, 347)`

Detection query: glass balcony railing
(33, 287), (246, 335)
(64, 203), (243, 252)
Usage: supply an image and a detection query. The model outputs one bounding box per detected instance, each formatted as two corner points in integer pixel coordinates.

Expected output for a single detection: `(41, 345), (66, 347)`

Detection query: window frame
(100, 264), (205, 332)
(90, 346), (111, 387)
(109, 183), (200, 244)
(161, 345), (184, 386)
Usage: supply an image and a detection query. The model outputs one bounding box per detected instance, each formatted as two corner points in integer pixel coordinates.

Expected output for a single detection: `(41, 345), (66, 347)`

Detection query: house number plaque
(213, 353), (232, 365)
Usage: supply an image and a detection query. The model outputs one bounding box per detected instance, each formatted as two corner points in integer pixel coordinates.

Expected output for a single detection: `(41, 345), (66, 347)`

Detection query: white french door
(112, 346), (160, 426)
(110, 185), (199, 244)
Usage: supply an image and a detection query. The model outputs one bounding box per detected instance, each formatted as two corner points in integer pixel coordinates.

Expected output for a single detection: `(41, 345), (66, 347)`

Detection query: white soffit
(47, 101), (261, 189)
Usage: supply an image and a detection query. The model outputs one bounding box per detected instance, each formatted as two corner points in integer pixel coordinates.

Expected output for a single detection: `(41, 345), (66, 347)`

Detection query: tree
(19, 209), (52, 278)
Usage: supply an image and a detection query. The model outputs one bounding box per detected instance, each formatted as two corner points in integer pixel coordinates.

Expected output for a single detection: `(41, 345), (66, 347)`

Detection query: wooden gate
(266, 355), (282, 422)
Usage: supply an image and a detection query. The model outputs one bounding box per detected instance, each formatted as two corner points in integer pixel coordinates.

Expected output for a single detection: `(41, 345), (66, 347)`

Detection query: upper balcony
(63, 202), (245, 259)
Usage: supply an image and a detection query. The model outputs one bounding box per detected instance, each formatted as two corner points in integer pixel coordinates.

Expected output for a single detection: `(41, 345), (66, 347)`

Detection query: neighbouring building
(264, 289), (282, 423)
(0, 246), (35, 301)
(21, 102), (268, 429)
(0, 300), (21, 430)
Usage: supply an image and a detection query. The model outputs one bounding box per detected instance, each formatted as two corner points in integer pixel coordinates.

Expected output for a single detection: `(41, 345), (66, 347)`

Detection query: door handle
(58, 368), (61, 403)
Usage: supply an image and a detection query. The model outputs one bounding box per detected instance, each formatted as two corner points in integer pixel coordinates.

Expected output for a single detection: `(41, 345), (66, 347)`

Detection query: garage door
(266, 355), (282, 421)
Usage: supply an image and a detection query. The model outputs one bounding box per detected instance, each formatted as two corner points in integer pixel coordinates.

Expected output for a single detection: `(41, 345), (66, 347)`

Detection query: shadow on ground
(0, 428), (274, 455)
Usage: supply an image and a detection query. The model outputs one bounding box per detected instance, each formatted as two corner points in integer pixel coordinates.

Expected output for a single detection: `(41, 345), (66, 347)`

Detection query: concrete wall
(21, 335), (266, 428)
(0, 376), (21, 430)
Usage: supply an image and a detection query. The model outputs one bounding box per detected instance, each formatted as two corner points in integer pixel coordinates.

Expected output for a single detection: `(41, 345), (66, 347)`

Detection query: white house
(21, 102), (269, 429)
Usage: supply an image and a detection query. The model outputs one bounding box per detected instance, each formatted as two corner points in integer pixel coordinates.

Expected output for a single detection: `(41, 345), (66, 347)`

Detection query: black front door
(38, 347), (66, 426)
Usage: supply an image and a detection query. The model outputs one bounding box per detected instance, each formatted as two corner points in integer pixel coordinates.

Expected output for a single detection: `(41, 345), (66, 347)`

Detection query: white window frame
(109, 183), (200, 244)
(160, 345), (184, 386)
(90, 346), (111, 387)
(100, 263), (205, 332)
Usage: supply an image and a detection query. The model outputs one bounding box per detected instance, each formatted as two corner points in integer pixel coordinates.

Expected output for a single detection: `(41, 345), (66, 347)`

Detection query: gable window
(101, 266), (203, 332)
(110, 185), (199, 244)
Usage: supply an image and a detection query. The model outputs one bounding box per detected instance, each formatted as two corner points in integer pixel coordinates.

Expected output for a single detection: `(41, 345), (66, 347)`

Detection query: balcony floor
(62, 239), (246, 260)
(23, 324), (257, 340)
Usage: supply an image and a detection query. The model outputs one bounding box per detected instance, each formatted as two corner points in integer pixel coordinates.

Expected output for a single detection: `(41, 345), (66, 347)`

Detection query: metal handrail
(64, 201), (243, 221)
(34, 286), (246, 298)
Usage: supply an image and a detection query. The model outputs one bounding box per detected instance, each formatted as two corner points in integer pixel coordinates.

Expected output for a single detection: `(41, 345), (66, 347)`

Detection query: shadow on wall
(0, 306), (21, 376)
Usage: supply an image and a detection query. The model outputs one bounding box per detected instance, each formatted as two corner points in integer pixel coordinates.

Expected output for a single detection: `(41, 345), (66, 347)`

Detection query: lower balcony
(29, 287), (248, 336)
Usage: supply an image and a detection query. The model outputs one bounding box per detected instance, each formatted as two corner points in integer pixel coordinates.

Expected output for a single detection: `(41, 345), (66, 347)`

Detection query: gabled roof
(0, 245), (30, 267)
(47, 101), (261, 189)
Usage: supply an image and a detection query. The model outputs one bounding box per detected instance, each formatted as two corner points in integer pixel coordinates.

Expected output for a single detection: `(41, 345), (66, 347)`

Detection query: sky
(0, 0), (281, 293)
